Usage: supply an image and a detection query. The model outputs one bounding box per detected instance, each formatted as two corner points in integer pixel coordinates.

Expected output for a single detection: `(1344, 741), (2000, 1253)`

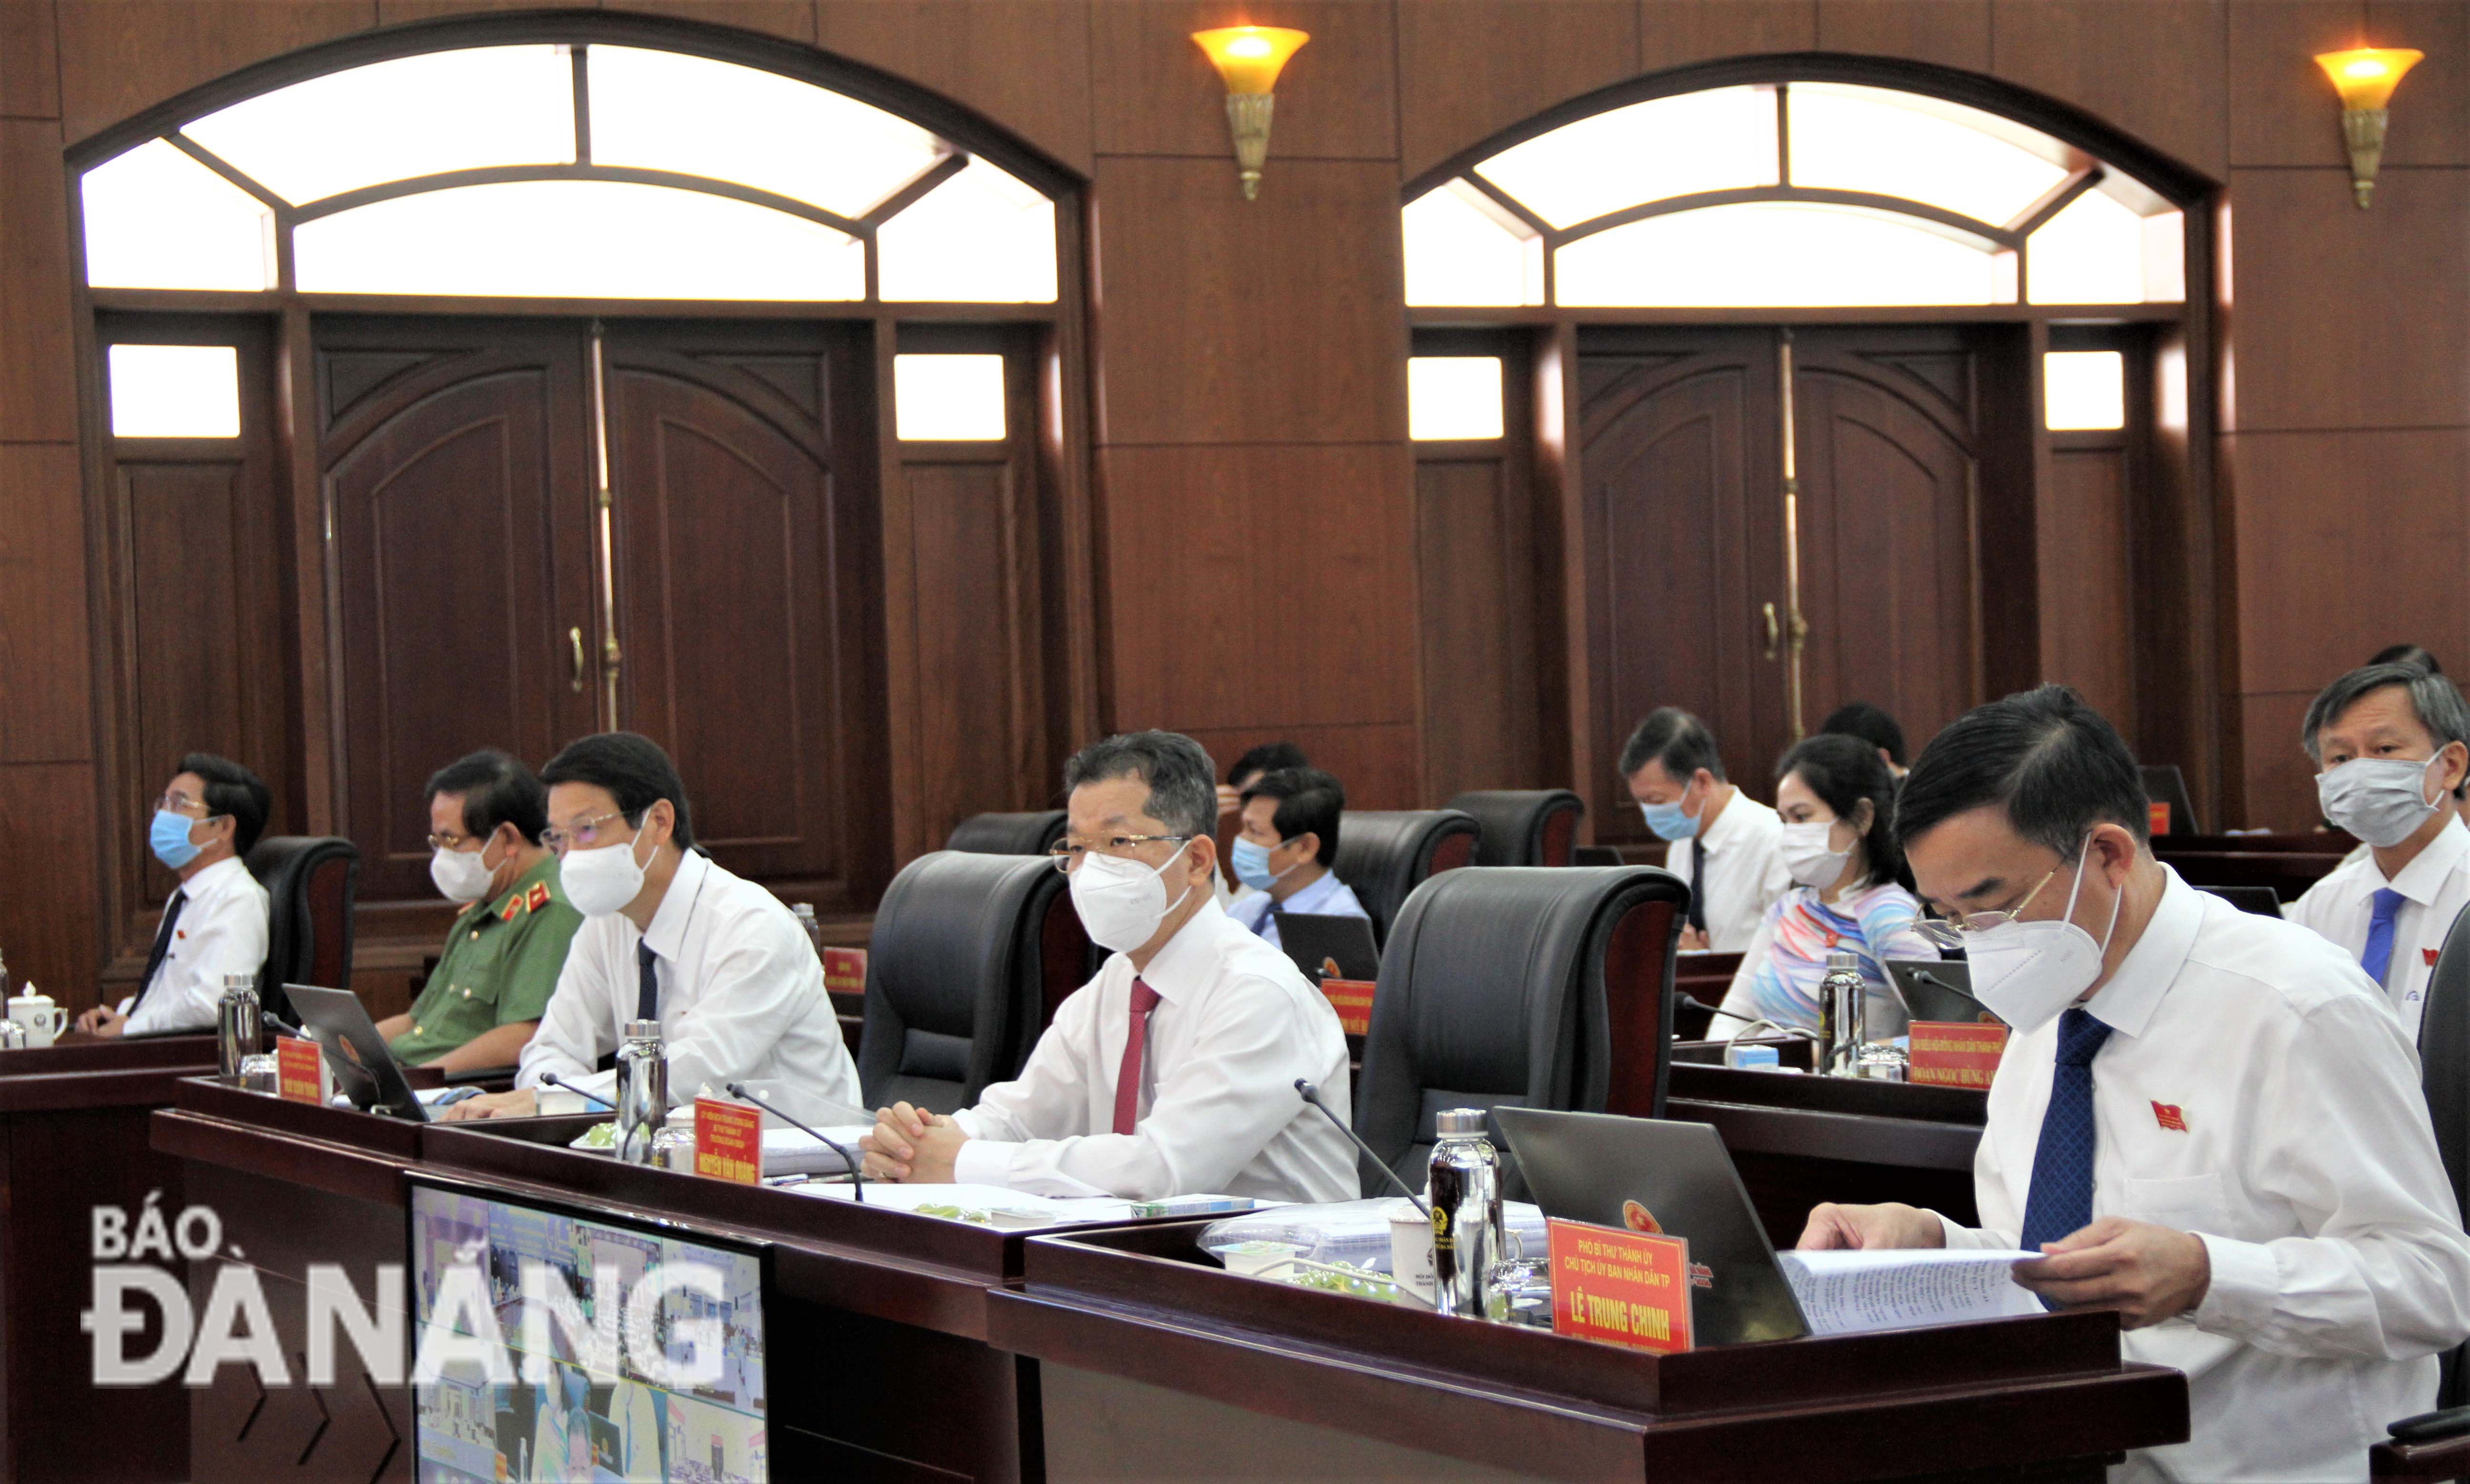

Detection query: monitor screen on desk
(408, 1179), (769, 1484)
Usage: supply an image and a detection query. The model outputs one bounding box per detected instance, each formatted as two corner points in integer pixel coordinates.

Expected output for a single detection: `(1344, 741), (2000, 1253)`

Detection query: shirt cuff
(2191, 1232), (2277, 1337)
(952, 1137), (1012, 1189)
(1936, 1213), (1999, 1250)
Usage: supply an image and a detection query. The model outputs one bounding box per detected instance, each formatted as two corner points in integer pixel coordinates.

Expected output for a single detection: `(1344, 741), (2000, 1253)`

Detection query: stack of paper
(1775, 1248), (2044, 1335)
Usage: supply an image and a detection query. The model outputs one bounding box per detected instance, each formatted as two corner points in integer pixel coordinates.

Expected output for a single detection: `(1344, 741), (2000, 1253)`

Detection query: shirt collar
(1699, 788), (1757, 850)
(1135, 897), (1236, 1004)
(2382, 815), (2470, 905)
(181, 854), (250, 902)
(1282, 870), (1347, 913)
(2085, 863), (2202, 1040)
(641, 848), (713, 961)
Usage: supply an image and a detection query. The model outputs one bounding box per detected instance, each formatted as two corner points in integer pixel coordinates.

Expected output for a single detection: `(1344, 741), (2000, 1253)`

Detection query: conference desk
(2149, 831), (2354, 902)
(0, 1032), (218, 1484)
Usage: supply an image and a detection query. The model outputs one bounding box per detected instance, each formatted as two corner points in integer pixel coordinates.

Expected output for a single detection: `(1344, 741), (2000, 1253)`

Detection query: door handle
(1761, 602), (1780, 661)
(568, 627), (587, 693)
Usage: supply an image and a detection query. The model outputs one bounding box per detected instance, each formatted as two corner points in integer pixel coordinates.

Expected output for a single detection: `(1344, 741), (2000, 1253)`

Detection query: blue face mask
(1640, 798), (1699, 842)
(1230, 835), (1291, 891)
(150, 808), (204, 870)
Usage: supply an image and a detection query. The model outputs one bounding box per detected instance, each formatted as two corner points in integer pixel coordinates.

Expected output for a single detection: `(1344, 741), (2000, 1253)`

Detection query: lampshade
(1192, 26), (1311, 95)
(2315, 48), (2424, 111)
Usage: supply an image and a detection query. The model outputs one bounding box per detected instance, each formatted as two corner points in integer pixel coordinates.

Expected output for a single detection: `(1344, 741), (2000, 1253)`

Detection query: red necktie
(1111, 976), (1162, 1136)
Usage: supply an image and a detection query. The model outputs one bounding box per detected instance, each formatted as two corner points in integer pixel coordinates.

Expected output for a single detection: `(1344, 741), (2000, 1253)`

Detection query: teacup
(8, 991), (65, 1048)
(1387, 1198), (1437, 1302)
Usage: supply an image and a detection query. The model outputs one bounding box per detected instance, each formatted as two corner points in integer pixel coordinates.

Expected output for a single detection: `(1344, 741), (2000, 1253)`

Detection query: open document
(1776, 1248), (2043, 1335)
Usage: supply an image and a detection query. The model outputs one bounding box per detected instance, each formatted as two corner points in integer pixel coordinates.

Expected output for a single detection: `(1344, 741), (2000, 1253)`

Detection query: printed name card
(1906, 1020), (2009, 1089)
(694, 1096), (763, 1184)
(1319, 978), (1375, 1036)
(1546, 1217), (1693, 1353)
(821, 946), (868, 997)
(275, 1035), (324, 1103)
(2148, 800), (2172, 837)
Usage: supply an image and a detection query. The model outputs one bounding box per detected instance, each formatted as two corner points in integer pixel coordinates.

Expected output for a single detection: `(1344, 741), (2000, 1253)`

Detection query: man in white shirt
(1621, 707), (1791, 951)
(443, 733), (857, 1119)
(861, 730), (1357, 1203)
(1225, 767), (1370, 952)
(79, 753), (272, 1038)
(1801, 685), (2470, 1483)
(2289, 662), (2470, 1041)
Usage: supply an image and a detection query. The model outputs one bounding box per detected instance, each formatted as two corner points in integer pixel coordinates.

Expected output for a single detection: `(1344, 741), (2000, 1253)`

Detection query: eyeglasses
(426, 830), (484, 852)
(152, 791), (210, 816)
(1046, 833), (1194, 873)
(540, 809), (632, 855)
(1913, 864), (2063, 949)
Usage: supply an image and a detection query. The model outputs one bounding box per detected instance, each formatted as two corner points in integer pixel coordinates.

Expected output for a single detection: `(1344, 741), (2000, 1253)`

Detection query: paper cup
(1387, 1200), (1437, 1302)
(1219, 1240), (1304, 1276)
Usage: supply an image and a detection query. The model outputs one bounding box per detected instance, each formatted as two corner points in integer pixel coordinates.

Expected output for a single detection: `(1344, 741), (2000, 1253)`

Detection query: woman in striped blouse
(1711, 732), (1939, 1036)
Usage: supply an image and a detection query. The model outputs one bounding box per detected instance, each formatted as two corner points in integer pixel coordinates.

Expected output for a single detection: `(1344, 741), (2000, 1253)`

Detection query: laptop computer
(1274, 911), (1381, 983)
(1882, 959), (2001, 1026)
(283, 983), (432, 1122)
(1491, 1106), (1810, 1345)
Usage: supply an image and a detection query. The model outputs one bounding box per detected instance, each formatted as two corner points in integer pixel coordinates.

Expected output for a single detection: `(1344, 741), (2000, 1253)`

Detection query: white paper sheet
(793, 1181), (1136, 1226)
(1776, 1248), (2043, 1335)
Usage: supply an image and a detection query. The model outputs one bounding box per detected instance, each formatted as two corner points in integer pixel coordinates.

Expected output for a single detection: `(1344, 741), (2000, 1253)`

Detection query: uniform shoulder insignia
(526, 882), (551, 911)
(500, 897), (521, 922)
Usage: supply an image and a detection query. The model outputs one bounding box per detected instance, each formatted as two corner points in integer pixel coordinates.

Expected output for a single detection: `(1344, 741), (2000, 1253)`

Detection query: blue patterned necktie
(2361, 887), (2407, 988)
(2019, 1008), (2116, 1284)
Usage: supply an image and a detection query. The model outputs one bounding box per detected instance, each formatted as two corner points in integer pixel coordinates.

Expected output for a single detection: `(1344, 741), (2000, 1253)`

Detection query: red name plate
(821, 945), (868, 997)
(1907, 1020), (2009, 1089)
(2148, 800), (2172, 837)
(1547, 1217), (1692, 1353)
(695, 1096), (763, 1184)
(1320, 978), (1375, 1035)
(275, 1035), (324, 1103)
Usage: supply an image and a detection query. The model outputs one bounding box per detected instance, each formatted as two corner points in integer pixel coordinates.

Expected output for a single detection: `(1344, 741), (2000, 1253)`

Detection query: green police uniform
(388, 855), (583, 1066)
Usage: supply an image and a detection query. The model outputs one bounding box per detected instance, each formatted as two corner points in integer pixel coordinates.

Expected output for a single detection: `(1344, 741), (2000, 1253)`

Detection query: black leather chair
(1331, 809), (1481, 943)
(2418, 901), (2470, 1407)
(856, 850), (1089, 1113)
(1354, 866), (1690, 1199)
(2142, 765), (2198, 836)
(1448, 789), (1586, 868)
(245, 836), (360, 1022)
(944, 810), (1068, 856)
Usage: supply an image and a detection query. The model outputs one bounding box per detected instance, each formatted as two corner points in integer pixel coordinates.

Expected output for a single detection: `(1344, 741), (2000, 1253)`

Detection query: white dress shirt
(950, 898), (1358, 1202)
(118, 856), (269, 1035)
(1225, 868), (1369, 949)
(2289, 816), (2470, 1041)
(517, 850), (859, 1110)
(1665, 790), (1793, 952)
(1937, 867), (2470, 1483)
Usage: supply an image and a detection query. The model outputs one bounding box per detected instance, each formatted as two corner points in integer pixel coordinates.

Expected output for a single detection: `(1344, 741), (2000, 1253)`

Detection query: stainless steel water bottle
(614, 1019), (668, 1165)
(216, 974), (261, 1082)
(1427, 1108), (1506, 1320)
(1818, 949), (1866, 1076)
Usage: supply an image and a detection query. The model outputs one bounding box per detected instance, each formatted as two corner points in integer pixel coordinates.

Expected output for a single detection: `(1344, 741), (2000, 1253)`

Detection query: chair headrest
(1331, 809), (1480, 936)
(245, 836), (356, 889)
(869, 851), (1064, 1034)
(943, 810), (1068, 856)
(1446, 790), (1586, 867)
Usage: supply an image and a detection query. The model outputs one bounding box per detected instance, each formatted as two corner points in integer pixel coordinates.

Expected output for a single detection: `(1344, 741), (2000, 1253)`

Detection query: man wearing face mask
(2289, 663), (2470, 1041)
(374, 751), (580, 1073)
(442, 733), (858, 1120)
(79, 753), (273, 1038)
(1224, 767), (1367, 950)
(1621, 707), (1791, 952)
(1800, 686), (2470, 1484)
(860, 731), (1357, 1202)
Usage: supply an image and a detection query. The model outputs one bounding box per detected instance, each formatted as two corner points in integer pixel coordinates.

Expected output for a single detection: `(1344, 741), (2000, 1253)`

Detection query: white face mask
(2318, 753), (2448, 848)
(561, 821), (649, 918)
(1963, 838), (2124, 1035)
(429, 833), (503, 904)
(1780, 819), (1852, 889)
(1070, 840), (1194, 953)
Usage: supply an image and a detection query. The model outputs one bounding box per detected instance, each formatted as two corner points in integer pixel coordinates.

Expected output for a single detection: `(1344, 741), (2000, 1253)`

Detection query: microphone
(1294, 1079), (1427, 1218)
(537, 1071), (616, 1111)
(1675, 992), (1728, 1019)
(727, 1082), (863, 1202)
(263, 1011), (307, 1040)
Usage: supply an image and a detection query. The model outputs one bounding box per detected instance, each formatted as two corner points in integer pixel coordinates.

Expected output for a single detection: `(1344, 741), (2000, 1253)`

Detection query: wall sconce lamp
(1191, 25), (1310, 200)
(2314, 47), (2424, 208)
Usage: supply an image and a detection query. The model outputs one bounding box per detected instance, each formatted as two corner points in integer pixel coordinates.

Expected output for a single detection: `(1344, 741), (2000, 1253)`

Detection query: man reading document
(1799, 686), (2470, 1483)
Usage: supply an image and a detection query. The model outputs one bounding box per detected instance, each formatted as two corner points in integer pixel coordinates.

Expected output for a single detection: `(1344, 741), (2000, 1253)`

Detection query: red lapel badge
(499, 898), (520, 922)
(2427, 948), (2444, 968)
(526, 882), (551, 911)
(2151, 1101), (2188, 1132)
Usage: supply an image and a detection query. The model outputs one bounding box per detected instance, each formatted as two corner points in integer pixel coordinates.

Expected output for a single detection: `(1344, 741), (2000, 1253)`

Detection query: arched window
(1403, 81), (2181, 310)
(78, 41), (1059, 304)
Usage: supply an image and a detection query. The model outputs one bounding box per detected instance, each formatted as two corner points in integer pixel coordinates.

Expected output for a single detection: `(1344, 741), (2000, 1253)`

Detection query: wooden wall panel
(1990, 0), (2227, 181)
(2228, 0), (2370, 168)
(1, 120), (76, 444)
(908, 456), (1042, 844)
(0, 444), (91, 763)
(1816, 0), (1991, 72)
(0, 763), (100, 1006)
(2369, 0), (2470, 166)
(1099, 443), (1417, 730)
(1179, 723), (1425, 811)
(2041, 447), (2135, 736)
(2236, 689), (2321, 833)
(605, 0), (817, 45)
(2220, 165), (2468, 432)
(0, 0), (59, 120)
(816, 1), (1094, 175)
(1396, 0), (1639, 181)
(53, 0), (376, 146)
(1092, 157), (1407, 444)
(1636, 0), (1816, 72)
(1089, 0), (1397, 160)
(2225, 427), (2470, 696)
(1418, 455), (1542, 798)
(374, 0), (552, 21)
